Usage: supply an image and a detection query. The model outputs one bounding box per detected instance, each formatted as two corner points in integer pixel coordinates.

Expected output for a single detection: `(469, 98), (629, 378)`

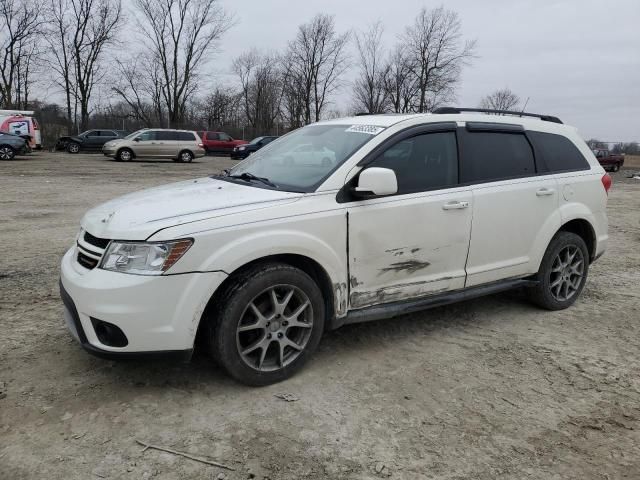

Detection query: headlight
(100, 239), (193, 275)
(238, 146), (246, 150)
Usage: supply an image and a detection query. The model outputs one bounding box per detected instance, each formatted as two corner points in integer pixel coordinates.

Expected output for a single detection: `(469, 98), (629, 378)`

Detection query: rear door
(346, 126), (473, 309)
(459, 123), (561, 286)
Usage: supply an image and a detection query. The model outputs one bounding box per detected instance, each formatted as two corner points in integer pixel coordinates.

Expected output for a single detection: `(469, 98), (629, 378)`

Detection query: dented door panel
(347, 188), (473, 309)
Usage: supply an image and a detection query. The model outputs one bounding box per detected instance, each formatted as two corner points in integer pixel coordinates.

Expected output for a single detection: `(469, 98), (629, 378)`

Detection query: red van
(196, 131), (248, 154)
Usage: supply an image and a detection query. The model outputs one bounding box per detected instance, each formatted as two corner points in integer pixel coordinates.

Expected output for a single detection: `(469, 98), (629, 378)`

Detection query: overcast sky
(213, 0), (639, 141)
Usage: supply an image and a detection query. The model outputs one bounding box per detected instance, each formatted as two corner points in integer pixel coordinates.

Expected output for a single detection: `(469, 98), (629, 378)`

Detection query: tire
(178, 150), (193, 163)
(612, 163), (620, 172)
(0, 145), (15, 160)
(206, 262), (325, 386)
(116, 148), (133, 162)
(67, 142), (80, 154)
(527, 231), (589, 310)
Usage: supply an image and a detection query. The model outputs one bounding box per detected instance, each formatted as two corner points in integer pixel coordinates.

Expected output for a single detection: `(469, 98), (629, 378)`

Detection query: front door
(346, 129), (473, 309)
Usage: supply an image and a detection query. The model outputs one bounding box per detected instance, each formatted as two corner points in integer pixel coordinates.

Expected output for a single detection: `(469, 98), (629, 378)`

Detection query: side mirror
(134, 137), (141, 142)
(353, 167), (398, 197)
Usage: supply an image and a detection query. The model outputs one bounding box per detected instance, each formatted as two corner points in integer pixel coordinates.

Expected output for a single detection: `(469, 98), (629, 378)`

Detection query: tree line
(2, 0), (545, 143)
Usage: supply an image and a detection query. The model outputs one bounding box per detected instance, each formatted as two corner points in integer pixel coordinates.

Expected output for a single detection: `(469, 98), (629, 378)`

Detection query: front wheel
(527, 232), (589, 310)
(117, 148), (133, 162)
(206, 263), (325, 386)
(67, 142), (80, 154)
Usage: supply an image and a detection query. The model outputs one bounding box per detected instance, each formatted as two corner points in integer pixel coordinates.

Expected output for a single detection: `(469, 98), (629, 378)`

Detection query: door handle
(536, 187), (555, 197)
(442, 201), (469, 210)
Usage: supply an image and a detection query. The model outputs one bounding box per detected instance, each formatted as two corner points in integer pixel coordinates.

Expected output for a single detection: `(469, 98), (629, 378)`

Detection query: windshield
(249, 137), (264, 145)
(125, 129), (146, 140)
(229, 124), (383, 192)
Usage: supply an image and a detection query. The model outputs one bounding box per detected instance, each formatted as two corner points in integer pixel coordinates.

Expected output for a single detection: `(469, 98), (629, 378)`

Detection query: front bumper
(102, 147), (116, 157)
(231, 150), (249, 159)
(59, 247), (227, 357)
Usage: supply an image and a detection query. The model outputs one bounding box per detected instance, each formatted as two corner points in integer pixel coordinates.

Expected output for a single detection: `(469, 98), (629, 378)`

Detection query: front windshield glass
(249, 137), (264, 145)
(124, 129), (145, 140)
(229, 124), (383, 191)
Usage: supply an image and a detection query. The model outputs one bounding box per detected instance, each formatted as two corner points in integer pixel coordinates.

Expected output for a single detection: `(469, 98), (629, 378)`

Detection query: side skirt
(337, 277), (538, 327)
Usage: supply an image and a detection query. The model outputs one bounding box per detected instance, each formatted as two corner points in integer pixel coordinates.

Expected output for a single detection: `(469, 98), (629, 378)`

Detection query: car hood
(81, 177), (302, 240)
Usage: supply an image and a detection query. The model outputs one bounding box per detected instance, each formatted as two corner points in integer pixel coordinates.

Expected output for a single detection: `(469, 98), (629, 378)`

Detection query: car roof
(317, 112), (573, 135)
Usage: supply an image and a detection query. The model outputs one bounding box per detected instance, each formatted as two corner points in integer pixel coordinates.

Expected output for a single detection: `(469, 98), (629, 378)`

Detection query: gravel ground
(1, 152), (639, 480)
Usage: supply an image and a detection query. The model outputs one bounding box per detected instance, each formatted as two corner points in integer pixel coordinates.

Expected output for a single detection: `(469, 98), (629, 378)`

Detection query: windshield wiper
(226, 172), (278, 188)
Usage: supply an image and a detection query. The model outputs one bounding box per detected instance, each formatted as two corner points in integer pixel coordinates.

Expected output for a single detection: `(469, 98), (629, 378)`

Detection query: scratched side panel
(347, 188), (473, 309)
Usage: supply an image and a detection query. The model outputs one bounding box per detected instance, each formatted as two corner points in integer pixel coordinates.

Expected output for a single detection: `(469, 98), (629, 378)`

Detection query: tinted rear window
(177, 131), (196, 141)
(156, 130), (176, 141)
(461, 132), (535, 183)
(528, 131), (590, 173)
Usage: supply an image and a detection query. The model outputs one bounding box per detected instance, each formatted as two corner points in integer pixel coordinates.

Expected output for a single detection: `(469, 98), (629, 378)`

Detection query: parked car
(60, 108), (610, 386)
(0, 110), (42, 150)
(197, 131), (248, 154)
(231, 136), (279, 160)
(0, 131), (28, 160)
(57, 129), (129, 153)
(592, 148), (624, 172)
(102, 128), (205, 162)
(281, 143), (337, 167)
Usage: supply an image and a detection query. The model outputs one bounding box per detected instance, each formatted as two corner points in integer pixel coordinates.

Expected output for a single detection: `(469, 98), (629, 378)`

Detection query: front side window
(367, 131), (458, 194)
(137, 131), (157, 141)
(228, 124), (382, 192)
(206, 132), (219, 140)
(460, 132), (535, 183)
(219, 133), (232, 141)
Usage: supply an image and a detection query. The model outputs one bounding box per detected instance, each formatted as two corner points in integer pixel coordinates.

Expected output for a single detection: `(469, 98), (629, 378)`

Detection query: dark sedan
(230, 136), (278, 160)
(0, 131), (28, 160)
(56, 129), (129, 154)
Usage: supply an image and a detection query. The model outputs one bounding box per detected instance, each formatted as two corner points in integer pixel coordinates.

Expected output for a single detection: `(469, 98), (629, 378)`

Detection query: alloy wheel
(236, 285), (313, 372)
(0, 147), (14, 160)
(69, 143), (79, 153)
(549, 245), (584, 302)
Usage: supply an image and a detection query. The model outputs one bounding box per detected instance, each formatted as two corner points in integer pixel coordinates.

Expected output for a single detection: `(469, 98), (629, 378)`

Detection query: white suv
(60, 108), (610, 385)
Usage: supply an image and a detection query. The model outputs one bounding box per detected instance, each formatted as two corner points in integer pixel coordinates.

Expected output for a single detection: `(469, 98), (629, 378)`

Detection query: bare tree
(352, 21), (387, 114)
(233, 50), (283, 132)
(479, 87), (521, 111)
(286, 14), (350, 123)
(199, 86), (240, 130)
(0, 0), (44, 108)
(134, 0), (234, 127)
(383, 46), (417, 113)
(280, 51), (306, 129)
(402, 6), (475, 112)
(70, 0), (122, 131)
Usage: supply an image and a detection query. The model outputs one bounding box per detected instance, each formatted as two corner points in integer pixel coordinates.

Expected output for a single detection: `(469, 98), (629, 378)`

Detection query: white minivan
(60, 108), (610, 385)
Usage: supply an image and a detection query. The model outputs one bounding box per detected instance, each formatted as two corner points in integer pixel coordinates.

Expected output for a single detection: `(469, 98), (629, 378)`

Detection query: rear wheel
(67, 142), (80, 154)
(527, 232), (589, 310)
(0, 145), (15, 160)
(612, 163), (620, 172)
(206, 263), (325, 386)
(178, 150), (194, 163)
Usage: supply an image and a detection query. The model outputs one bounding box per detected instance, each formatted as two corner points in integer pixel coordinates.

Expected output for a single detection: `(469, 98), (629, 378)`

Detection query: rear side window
(206, 132), (219, 140)
(156, 130), (176, 141)
(460, 132), (535, 183)
(369, 131), (458, 194)
(528, 131), (590, 173)
(177, 131), (195, 141)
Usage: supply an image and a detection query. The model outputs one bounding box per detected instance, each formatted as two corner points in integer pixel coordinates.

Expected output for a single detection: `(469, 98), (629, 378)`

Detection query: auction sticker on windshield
(345, 125), (385, 135)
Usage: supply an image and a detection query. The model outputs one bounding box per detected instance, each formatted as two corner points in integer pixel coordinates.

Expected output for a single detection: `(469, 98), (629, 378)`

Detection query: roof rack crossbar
(432, 107), (563, 124)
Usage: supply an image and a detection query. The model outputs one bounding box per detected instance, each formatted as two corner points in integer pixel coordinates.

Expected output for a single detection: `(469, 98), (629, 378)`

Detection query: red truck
(592, 148), (624, 172)
(196, 131), (248, 155)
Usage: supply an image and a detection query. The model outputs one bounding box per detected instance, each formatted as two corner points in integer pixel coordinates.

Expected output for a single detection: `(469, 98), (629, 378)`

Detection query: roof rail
(432, 107), (563, 124)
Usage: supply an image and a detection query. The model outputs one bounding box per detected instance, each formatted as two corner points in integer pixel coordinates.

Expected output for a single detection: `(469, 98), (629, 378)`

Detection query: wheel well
(179, 149), (193, 156)
(559, 219), (596, 261)
(194, 254), (336, 351)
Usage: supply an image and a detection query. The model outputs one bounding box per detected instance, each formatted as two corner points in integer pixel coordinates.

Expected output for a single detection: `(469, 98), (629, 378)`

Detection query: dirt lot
(1, 152), (639, 480)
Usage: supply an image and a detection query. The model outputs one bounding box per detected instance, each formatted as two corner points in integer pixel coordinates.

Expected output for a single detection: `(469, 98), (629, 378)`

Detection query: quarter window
(368, 131), (458, 194)
(460, 132), (535, 183)
(528, 131), (590, 173)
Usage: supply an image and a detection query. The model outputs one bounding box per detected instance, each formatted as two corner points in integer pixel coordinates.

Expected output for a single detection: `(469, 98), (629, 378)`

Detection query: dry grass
(624, 155), (640, 168)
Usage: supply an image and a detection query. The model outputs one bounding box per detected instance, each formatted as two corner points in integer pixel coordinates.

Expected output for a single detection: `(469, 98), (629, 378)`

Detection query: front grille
(77, 252), (99, 269)
(76, 229), (111, 270)
(84, 231), (110, 249)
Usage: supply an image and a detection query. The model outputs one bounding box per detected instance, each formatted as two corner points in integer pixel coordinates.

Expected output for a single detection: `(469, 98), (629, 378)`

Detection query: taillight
(198, 143), (204, 148)
(601, 173), (612, 195)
